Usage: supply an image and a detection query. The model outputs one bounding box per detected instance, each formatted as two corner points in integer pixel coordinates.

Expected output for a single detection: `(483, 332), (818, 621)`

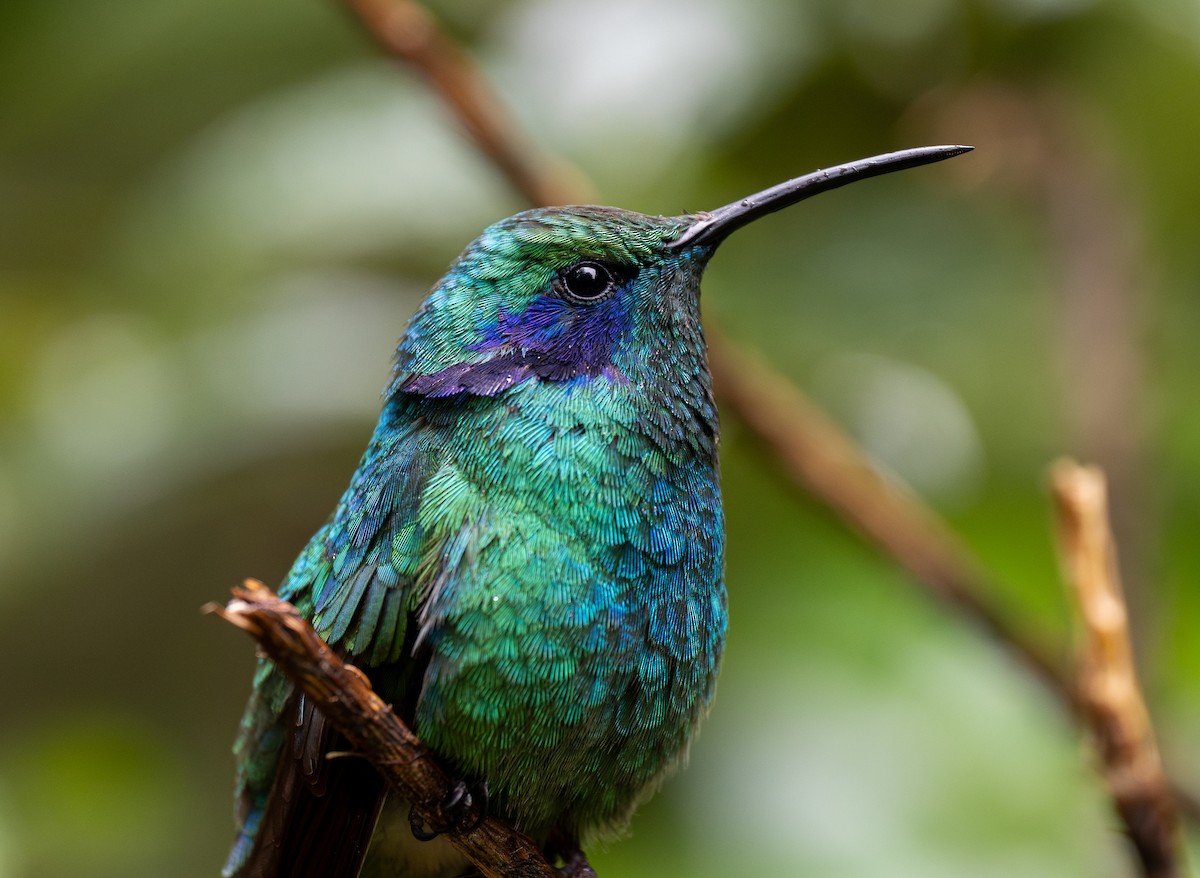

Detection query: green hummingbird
(224, 145), (971, 877)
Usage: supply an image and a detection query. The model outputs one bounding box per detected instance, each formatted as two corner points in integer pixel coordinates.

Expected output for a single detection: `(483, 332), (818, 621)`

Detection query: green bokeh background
(2, 0), (1199, 875)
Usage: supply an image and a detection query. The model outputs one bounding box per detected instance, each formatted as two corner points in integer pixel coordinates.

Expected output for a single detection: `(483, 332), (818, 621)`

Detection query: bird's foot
(408, 779), (489, 841)
(558, 848), (597, 878)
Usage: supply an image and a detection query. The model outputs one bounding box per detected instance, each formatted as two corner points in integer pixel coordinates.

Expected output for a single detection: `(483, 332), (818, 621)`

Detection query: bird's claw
(408, 779), (489, 841)
(558, 848), (597, 878)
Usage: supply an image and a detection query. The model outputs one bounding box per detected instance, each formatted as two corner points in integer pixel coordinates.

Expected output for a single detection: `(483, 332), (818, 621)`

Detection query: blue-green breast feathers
(227, 206), (727, 876)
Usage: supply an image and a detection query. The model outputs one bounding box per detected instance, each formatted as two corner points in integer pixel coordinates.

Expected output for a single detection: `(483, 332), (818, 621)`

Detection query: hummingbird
(224, 145), (971, 878)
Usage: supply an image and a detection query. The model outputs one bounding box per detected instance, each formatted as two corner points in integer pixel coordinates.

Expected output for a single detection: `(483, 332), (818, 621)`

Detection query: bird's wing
(227, 682), (389, 877)
(225, 411), (443, 878)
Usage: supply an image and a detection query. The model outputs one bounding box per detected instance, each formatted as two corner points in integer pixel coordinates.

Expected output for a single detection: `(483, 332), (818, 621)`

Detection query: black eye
(560, 262), (616, 302)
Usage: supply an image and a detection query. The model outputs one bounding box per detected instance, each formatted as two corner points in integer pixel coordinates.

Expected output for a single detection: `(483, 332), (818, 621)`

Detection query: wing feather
(226, 405), (446, 877)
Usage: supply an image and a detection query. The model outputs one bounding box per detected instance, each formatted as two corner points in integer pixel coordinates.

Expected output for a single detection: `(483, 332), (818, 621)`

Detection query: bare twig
(206, 580), (558, 878)
(1051, 462), (1180, 878)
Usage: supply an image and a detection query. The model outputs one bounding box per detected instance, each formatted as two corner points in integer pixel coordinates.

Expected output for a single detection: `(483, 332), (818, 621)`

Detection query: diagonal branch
(707, 333), (1069, 697)
(1051, 462), (1181, 878)
(206, 580), (558, 878)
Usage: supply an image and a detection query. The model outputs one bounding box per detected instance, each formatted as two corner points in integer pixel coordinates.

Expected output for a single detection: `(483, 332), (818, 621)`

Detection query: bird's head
(390, 145), (971, 399)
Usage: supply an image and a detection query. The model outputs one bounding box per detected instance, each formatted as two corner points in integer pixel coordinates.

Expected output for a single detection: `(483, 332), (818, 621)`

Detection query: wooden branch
(206, 580), (558, 878)
(1051, 461), (1181, 878)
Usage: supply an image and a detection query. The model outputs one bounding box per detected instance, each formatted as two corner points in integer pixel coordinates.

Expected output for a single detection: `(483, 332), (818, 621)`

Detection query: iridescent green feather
(226, 206), (726, 876)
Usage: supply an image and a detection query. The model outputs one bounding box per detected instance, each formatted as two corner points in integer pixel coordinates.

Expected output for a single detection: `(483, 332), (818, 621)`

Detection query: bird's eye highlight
(559, 262), (616, 302)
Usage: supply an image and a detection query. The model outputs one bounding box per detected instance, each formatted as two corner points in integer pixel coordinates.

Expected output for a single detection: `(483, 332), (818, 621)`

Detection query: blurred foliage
(2, 0), (1200, 875)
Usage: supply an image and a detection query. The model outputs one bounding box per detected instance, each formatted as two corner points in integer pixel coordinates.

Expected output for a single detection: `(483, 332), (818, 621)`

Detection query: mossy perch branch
(206, 579), (558, 878)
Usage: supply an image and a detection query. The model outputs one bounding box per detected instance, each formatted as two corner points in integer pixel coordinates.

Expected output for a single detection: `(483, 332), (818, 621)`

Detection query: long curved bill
(666, 145), (973, 251)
